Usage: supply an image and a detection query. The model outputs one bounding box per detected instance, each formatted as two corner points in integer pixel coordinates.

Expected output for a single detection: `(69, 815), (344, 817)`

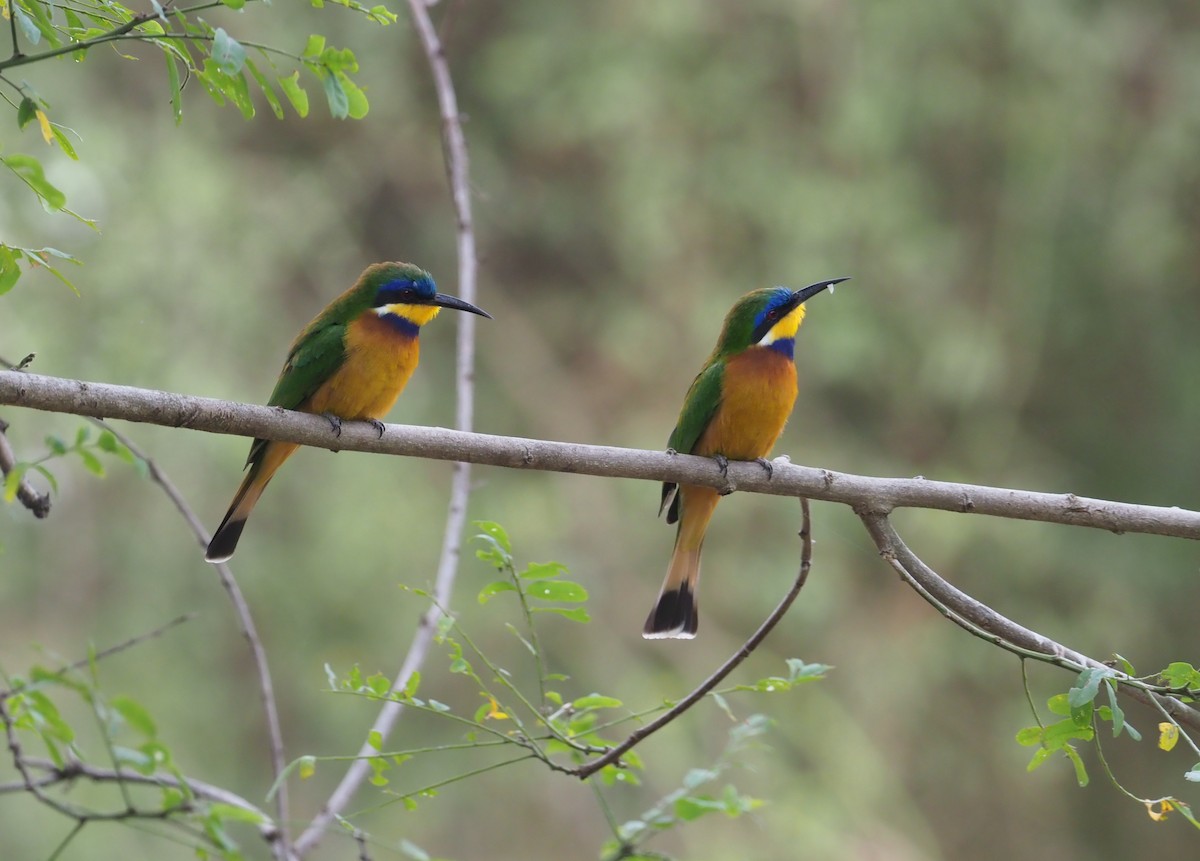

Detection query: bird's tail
(643, 486), (719, 639)
(205, 441), (298, 563)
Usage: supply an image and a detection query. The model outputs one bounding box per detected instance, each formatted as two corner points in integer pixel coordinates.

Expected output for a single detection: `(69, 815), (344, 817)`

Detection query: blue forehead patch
(374, 276), (437, 307)
(753, 287), (795, 329)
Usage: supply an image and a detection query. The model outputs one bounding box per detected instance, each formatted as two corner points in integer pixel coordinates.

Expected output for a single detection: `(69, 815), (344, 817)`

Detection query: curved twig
(857, 511), (1200, 733)
(571, 497), (814, 780)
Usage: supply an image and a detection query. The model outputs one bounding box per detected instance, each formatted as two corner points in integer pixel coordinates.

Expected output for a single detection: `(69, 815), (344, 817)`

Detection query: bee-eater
(643, 278), (847, 638)
(204, 261), (490, 563)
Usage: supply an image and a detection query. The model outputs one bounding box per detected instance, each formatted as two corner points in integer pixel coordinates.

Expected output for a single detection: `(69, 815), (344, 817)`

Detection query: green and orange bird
(643, 278), (848, 638)
(205, 262), (490, 563)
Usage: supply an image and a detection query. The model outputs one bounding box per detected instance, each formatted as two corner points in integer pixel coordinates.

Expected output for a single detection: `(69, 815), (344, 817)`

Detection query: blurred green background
(3, 0), (1200, 858)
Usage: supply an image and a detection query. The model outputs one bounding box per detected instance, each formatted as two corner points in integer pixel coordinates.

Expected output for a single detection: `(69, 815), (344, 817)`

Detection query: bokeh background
(3, 1), (1200, 858)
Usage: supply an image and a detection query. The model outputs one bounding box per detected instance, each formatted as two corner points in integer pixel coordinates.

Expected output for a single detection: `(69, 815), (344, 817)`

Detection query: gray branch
(3, 370), (1198, 540)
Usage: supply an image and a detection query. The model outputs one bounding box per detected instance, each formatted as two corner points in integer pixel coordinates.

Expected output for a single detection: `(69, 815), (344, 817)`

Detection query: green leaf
(474, 521), (512, 552)
(478, 580), (516, 604)
(366, 672), (390, 697)
(1068, 667), (1110, 709)
(298, 755), (316, 779)
(1103, 679), (1127, 738)
(399, 839), (431, 861)
(785, 658), (832, 681)
(220, 0), (246, 7)
(303, 34), (327, 58)
(1063, 745), (1089, 787)
(3, 154), (66, 210)
(78, 448), (105, 476)
(48, 125), (78, 160)
(278, 72), (309, 117)
(1161, 662), (1200, 690)
(3, 464), (26, 503)
(531, 606), (590, 623)
(427, 699), (451, 712)
(674, 794), (731, 821)
(17, 97), (38, 130)
(30, 464), (58, 494)
(520, 561), (567, 580)
(245, 59), (285, 119)
(165, 53), (183, 124)
(208, 802), (265, 824)
(572, 694), (623, 710)
(1015, 726), (1043, 746)
(367, 730), (383, 751)
(112, 695), (157, 737)
(341, 74), (369, 119)
(1046, 693), (1071, 717)
(212, 28), (246, 75)
(320, 71), (350, 119)
(525, 579), (588, 603)
(0, 246), (20, 295)
(13, 7), (41, 46)
(400, 671), (420, 700)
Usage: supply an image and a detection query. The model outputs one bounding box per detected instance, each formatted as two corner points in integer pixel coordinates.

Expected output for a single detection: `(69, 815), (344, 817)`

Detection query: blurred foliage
(3, 0), (1200, 858)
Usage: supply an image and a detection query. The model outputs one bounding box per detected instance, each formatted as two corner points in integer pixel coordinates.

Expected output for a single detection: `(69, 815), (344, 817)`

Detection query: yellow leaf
(484, 695), (508, 721)
(1146, 799), (1174, 822)
(35, 110), (52, 145)
(1158, 722), (1179, 751)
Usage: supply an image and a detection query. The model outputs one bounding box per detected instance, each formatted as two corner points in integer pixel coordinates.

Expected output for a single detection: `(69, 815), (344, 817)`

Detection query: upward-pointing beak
(431, 293), (493, 319)
(791, 277), (851, 307)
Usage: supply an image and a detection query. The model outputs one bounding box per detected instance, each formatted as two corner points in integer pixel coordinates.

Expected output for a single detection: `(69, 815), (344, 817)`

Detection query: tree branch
(3, 370), (1199, 541)
(571, 498), (814, 780)
(295, 0), (482, 852)
(857, 511), (1200, 733)
(0, 416), (51, 518)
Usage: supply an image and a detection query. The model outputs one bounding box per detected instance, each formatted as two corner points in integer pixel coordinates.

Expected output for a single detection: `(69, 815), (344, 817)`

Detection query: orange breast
(693, 347), (797, 460)
(305, 314), (421, 420)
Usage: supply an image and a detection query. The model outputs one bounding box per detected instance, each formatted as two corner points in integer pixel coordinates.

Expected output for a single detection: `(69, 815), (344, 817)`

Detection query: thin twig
(0, 417), (51, 517)
(294, 2), (482, 852)
(857, 511), (1200, 733)
(49, 613), (195, 678)
(82, 419), (293, 860)
(571, 497), (814, 780)
(3, 370), (1199, 541)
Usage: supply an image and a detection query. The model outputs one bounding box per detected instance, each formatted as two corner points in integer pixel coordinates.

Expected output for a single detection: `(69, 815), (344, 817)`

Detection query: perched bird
(205, 262), (490, 563)
(643, 278), (847, 638)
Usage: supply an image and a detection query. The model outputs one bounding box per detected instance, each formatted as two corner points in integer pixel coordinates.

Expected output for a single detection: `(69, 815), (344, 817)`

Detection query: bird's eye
(766, 308), (780, 321)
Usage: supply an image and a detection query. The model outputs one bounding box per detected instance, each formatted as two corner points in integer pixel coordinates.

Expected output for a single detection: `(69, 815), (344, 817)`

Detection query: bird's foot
(368, 418), (386, 439)
(713, 454), (735, 495)
(755, 457), (774, 479)
(322, 413), (343, 437)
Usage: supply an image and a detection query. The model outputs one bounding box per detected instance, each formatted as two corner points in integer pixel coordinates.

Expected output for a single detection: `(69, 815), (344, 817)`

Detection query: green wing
(243, 321), (348, 468)
(266, 322), (348, 409)
(661, 360), (725, 523)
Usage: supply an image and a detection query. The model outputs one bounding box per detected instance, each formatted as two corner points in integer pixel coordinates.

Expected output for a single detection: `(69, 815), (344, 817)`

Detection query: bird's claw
(368, 418), (386, 438)
(755, 457), (774, 479)
(713, 454), (729, 476)
(322, 413), (343, 437)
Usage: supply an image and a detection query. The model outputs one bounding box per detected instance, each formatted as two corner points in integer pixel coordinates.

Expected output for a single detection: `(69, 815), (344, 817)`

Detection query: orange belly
(693, 347), (797, 460)
(304, 314), (421, 420)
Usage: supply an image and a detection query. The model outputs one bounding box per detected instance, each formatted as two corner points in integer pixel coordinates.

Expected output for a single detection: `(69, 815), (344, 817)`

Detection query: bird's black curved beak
(431, 293), (492, 319)
(791, 277), (850, 308)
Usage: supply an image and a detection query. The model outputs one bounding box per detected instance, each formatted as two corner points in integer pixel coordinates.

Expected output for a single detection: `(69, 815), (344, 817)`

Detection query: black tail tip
(642, 585), (698, 639)
(205, 519), (247, 564)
